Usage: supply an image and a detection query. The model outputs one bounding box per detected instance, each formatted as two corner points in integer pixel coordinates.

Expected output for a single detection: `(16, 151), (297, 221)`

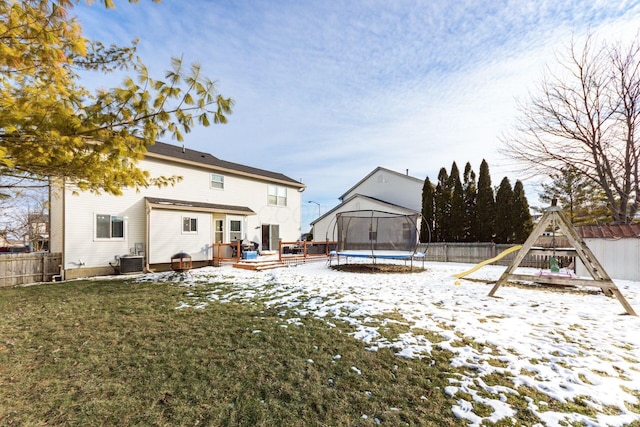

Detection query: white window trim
(268, 184), (287, 207)
(94, 214), (126, 241)
(182, 216), (198, 234)
(229, 219), (242, 242)
(210, 173), (224, 190)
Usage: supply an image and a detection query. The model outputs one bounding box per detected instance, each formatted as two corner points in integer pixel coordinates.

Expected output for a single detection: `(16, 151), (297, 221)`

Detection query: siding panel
(576, 239), (640, 281)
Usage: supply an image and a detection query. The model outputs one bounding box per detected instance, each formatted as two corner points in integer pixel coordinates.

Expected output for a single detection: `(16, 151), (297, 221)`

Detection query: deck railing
(211, 240), (337, 266)
(278, 240), (337, 263)
(211, 242), (242, 265)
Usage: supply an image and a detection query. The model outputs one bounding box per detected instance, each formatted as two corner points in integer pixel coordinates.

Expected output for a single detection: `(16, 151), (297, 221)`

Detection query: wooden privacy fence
(424, 243), (574, 270)
(0, 252), (62, 287)
(210, 241), (569, 271)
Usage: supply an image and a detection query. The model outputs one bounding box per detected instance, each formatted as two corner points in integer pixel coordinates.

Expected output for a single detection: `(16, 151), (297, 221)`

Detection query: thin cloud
(72, 1), (640, 229)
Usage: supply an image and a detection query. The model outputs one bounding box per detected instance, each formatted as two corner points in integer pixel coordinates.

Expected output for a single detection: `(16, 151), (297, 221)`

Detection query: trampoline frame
(328, 210), (429, 269)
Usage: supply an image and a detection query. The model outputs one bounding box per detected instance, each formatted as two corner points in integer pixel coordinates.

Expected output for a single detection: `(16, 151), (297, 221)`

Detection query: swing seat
(537, 269), (576, 279)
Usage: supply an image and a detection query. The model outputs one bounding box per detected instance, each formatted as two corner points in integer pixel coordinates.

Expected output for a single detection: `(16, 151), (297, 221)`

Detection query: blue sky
(75, 0), (640, 231)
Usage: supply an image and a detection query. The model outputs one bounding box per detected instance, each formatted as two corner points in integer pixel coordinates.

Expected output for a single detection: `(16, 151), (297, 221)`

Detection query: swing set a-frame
(488, 204), (637, 316)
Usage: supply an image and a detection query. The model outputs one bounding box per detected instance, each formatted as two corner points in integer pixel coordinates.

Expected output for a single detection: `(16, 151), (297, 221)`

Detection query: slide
(453, 245), (522, 279)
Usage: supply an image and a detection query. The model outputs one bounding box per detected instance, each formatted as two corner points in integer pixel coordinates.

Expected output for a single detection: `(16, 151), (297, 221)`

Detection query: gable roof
(146, 141), (305, 189)
(339, 166), (423, 201)
(310, 193), (419, 226)
(576, 223), (640, 239)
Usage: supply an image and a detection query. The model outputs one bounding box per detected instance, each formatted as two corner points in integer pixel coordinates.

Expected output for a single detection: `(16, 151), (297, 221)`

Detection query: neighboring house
(575, 223), (640, 281)
(50, 141), (305, 279)
(311, 167), (423, 241)
(25, 213), (49, 251)
(0, 232), (28, 253)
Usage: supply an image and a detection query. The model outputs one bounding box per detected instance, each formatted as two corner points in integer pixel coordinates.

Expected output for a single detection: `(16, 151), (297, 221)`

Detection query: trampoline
(328, 210), (429, 269)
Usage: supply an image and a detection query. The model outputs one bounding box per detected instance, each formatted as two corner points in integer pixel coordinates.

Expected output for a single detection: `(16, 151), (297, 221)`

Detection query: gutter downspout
(145, 199), (151, 272)
(61, 179), (66, 281)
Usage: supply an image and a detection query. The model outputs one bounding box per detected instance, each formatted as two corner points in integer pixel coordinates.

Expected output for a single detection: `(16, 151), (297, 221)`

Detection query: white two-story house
(310, 167), (423, 241)
(50, 141), (305, 279)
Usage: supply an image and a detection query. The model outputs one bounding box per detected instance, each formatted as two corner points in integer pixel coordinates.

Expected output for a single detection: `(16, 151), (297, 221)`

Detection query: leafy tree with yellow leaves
(0, 0), (234, 195)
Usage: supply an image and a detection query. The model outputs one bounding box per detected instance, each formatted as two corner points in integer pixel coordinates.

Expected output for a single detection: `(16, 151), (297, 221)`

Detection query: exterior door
(261, 224), (280, 251)
(214, 219), (223, 243)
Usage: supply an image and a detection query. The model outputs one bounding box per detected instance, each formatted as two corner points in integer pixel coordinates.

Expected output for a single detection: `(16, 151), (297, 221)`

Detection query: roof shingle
(576, 224), (640, 239)
(147, 141), (304, 188)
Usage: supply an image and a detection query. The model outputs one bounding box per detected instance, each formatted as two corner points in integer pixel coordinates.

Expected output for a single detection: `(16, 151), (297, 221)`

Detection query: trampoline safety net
(336, 210), (419, 252)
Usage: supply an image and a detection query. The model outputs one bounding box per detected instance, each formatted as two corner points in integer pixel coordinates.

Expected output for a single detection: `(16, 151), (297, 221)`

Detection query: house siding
(49, 185), (64, 254)
(61, 188), (143, 271)
(575, 238), (640, 281)
(52, 146), (303, 279)
(311, 167), (423, 242)
(149, 209), (212, 264)
(341, 169), (423, 212)
(313, 196), (417, 242)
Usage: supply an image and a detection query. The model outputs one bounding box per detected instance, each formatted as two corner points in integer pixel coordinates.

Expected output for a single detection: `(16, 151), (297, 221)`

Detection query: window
(230, 220), (242, 242)
(182, 217), (198, 233)
(96, 214), (124, 239)
(210, 173), (224, 189)
(268, 185), (287, 206)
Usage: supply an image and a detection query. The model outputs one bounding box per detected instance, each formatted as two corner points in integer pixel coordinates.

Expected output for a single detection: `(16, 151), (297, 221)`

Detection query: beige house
(50, 141), (305, 279)
(311, 167), (423, 241)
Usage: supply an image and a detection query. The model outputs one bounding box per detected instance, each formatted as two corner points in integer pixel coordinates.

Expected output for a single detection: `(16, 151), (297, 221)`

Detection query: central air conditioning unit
(119, 255), (144, 274)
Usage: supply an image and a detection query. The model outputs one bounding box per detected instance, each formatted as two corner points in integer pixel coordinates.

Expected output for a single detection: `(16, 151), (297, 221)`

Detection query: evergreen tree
(475, 159), (495, 242)
(449, 162), (465, 242)
(420, 176), (434, 243)
(539, 166), (611, 225)
(433, 167), (450, 242)
(462, 162), (477, 242)
(494, 177), (514, 243)
(512, 180), (533, 243)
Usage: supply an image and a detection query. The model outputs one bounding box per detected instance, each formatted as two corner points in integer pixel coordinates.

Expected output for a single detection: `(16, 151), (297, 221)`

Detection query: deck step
(232, 261), (286, 271)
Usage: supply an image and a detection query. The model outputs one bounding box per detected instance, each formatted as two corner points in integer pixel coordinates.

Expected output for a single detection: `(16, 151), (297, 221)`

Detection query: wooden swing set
(488, 204), (637, 316)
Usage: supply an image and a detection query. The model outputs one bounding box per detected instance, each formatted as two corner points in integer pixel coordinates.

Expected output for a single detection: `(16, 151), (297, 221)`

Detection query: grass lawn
(1, 278), (469, 426)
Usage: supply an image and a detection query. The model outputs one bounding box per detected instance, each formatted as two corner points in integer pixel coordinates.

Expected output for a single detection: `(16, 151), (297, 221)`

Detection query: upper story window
(268, 185), (287, 206)
(210, 173), (224, 189)
(182, 217), (198, 233)
(95, 214), (124, 240)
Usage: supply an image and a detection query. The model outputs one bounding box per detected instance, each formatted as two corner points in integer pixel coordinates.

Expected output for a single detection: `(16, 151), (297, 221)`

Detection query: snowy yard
(142, 260), (640, 427)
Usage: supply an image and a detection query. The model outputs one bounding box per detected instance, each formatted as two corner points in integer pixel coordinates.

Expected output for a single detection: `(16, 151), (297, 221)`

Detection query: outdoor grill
(171, 252), (192, 272)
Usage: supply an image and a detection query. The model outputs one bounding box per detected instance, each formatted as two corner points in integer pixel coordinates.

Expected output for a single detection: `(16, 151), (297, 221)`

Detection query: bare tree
(0, 176), (49, 250)
(503, 34), (640, 223)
